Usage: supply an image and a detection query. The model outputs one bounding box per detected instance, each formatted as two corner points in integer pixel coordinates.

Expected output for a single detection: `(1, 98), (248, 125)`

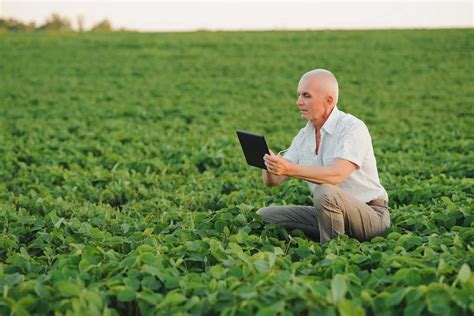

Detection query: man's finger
(265, 162), (276, 172)
(266, 155), (280, 163)
(265, 162), (274, 170)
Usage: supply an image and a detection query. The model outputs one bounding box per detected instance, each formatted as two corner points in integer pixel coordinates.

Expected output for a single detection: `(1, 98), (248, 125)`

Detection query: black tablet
(236, 130), (270, 169)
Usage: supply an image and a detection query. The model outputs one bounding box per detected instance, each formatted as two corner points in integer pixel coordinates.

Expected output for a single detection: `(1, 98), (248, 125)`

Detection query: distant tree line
(0, 13), (115, 32)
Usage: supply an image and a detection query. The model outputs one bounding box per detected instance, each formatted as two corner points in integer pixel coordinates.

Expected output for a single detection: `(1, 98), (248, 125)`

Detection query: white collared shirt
(283, 106), (388, 203)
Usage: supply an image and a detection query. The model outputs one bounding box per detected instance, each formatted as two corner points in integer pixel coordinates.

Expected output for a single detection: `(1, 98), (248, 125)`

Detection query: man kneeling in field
(257, 69), (390, 243)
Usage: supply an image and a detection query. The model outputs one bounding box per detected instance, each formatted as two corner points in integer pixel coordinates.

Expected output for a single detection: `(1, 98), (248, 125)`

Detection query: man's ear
(326, 95), (334, 106)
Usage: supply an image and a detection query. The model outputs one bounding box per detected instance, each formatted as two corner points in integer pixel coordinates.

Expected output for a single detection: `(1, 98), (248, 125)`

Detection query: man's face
(295, 77), (329, 123)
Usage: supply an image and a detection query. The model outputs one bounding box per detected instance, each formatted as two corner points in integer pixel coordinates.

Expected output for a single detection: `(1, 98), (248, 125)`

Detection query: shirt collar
(321, 105), (340, 135)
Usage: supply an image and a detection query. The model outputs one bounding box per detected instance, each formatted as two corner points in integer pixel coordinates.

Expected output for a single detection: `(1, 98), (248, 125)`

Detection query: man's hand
(263, 149), (294, 176)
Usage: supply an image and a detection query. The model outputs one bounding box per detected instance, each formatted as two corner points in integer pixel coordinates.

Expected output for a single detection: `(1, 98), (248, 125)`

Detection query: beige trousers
(257, 184), (391, 243)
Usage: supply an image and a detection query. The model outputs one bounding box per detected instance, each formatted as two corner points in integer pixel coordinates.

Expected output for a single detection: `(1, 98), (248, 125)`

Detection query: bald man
(257, 69), (390, 243)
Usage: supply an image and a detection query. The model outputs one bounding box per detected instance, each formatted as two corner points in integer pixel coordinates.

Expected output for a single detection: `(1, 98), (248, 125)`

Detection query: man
(257, 69), (390, 243)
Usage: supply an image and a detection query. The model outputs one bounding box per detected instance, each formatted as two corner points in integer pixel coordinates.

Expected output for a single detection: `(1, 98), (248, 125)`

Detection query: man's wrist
(286, 162), (297, 177)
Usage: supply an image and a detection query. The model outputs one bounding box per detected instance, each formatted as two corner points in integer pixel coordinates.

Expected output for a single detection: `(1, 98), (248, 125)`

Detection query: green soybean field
(0, 29), (473, 315)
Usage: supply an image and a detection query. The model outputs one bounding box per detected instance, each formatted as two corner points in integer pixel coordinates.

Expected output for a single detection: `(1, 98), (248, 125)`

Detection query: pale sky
(1, 0), (472, 31)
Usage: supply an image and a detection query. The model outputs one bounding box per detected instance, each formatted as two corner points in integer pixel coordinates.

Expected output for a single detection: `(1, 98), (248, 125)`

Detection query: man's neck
(311, 106), (335, 132)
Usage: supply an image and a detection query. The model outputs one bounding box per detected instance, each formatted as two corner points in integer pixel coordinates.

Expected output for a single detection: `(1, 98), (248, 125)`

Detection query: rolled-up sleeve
(332, 125), (371, 168)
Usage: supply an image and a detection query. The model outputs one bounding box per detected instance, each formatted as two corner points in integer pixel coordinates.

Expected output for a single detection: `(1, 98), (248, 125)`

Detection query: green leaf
(440, 196), (454, 205)
(385, 288), (407, 307)
(387, 232), (401, 240)
(48, 211), (58, 225)
(209, 264), (226, 279)
(138, 291), (162, 305)
(406, 287), (424, 303)
(141, 264), (161, 276)
(331, 274), (347, 304)
(337, 299), (364, 316)
(458, 264), (471, 284)
(394, 268), (422, 286)
(140, 253), (159, 266)
(208, 239), (227, 260)
(34, 282), (49, 299)
(256, 301), (285, 316)
(451, 288), (470, 309)
(351, 254), (366, 264)
(5, 273), (25, 286)
(426, 284), (451, 315)
(121, 223), (130, 234)
(117, 287), (136, 302)
(56, 282), (81, 297)
(403, 299), (425, 316)
(17, 295), (36, 309)
(82, 290), (103, 309)
(235, 214), (247, 225)
(254, 260), (269, 273)
(160, 291), (187, 307)
(54, 217), (65, 228)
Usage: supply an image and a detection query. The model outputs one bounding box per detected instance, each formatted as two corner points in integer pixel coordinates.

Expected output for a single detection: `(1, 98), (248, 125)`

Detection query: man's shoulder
(337, 111), (369, 134)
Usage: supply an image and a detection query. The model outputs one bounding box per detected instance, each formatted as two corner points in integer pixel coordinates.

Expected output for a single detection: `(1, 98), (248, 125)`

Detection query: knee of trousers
(256, 207), (270, 217)
(256, 206), (276, 224)
(313, 184), (340, 212)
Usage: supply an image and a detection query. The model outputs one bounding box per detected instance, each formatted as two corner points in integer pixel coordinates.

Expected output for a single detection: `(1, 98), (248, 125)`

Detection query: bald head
(300, 69), (339, 107)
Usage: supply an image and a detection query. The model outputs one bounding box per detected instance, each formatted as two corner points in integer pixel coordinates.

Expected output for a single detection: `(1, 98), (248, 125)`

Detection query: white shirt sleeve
(332, 125), (371, 168)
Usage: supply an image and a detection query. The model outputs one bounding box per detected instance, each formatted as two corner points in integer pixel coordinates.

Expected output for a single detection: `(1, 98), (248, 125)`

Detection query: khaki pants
(256, 184), (391, 243)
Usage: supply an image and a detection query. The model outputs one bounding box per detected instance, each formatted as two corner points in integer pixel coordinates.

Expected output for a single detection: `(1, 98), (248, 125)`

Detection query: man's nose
(296, 96), (303, 106)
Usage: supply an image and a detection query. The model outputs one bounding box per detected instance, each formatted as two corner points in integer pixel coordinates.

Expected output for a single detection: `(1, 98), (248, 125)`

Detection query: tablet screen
(236, 130), (270, 169)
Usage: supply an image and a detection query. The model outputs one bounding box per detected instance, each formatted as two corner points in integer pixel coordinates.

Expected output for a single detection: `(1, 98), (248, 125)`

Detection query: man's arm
(264, 151), (357, 185)
(287, 159), (357, 185)
(262, 169), (288, 187)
